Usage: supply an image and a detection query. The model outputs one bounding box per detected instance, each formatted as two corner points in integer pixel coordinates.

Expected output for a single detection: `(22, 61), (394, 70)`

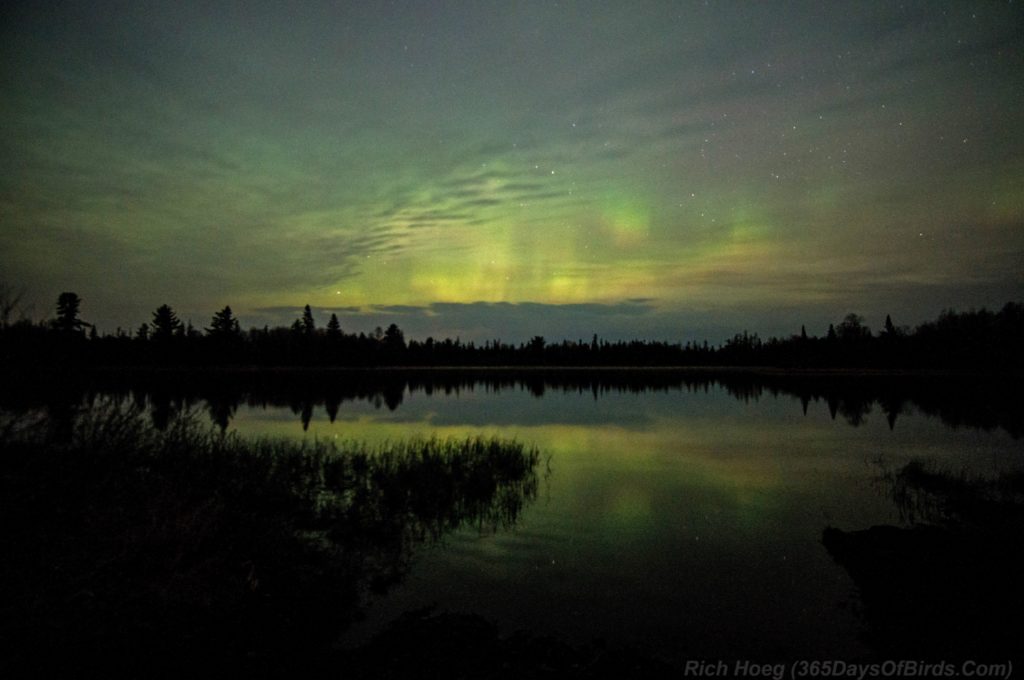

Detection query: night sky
(2, 1), (1022, 342)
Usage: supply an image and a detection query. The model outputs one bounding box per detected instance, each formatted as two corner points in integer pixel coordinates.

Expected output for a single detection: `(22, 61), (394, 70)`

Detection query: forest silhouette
(2, 291), (1022, 371)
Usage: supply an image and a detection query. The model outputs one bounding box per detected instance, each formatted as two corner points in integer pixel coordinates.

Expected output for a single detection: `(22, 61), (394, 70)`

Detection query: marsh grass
(877, 457), (1024, 528)
(0, 401), (540, 675)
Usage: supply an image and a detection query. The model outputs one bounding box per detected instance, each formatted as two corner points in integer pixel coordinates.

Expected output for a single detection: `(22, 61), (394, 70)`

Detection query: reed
(0, 401), (541, 675)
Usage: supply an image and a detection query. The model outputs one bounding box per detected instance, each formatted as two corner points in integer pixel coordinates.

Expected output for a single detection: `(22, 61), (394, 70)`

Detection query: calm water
(196, 375), (1019, 663)
(8, 371), (1019, 664)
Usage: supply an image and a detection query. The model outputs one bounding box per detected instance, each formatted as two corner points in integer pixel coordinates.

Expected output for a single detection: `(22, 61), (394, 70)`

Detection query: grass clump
(878, 457), (1024, 529)
(0, 401), (540, 676)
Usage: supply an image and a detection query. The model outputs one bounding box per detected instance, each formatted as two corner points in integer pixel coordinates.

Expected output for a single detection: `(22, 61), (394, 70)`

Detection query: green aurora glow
(2, 1), (1022, 341)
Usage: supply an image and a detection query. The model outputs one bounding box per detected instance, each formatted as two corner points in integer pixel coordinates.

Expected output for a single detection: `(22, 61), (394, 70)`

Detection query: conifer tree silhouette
(151, 305), (183, 341)
(207, 306), (241, 338)
(55, 292), (85, 334)
(326, 313), (342, 341)
(383, 323), (405, 350)
(300, 305), (315, 335)
(883, 314), (897, 337)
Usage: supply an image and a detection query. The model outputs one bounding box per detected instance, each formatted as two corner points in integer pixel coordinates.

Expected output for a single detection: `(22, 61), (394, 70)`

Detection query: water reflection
(5, 369), (1021, 436)
(3, 370), (1021, 666)
(1, 404), (542, 674)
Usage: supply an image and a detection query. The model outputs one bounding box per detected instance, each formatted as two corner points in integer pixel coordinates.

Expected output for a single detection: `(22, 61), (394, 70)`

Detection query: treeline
(1, 292), (1022, 370)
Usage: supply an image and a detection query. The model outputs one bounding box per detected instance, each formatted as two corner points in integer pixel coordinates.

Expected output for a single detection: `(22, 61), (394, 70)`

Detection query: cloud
(370, 304), (430, 316)
(235, 299), (667, 342)
(4, 1), (1020, 343)
(283, 300), (664, 343)
(512, 301), (656, 317)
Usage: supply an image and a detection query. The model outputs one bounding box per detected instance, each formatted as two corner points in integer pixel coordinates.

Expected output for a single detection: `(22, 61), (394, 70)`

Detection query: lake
(5, 369), (1021, 668)
(167, 372), (1024, 662)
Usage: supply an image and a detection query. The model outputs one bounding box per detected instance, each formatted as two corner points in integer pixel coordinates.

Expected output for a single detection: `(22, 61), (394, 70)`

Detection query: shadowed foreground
(0, 404), (546, 676)
(823, 460), (1024, 662)
(341, 608), (676, 680)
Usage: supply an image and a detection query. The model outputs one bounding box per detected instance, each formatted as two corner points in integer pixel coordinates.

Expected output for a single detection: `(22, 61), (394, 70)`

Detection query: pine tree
(151, 305), (182, 341)
(326, 313), (342, 341)
(300, 305), (315, 335)
(207, 305), (241, 338)
(383, 323), (405, 350)
(55, 292), (85, 334)
(883, 314), (897, 338)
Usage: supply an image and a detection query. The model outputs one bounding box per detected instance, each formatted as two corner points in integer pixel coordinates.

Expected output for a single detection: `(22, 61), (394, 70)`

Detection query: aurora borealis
(2, 1), (1022, 342)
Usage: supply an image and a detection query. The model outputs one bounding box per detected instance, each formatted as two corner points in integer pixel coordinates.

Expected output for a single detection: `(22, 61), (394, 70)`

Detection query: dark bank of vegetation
(824, 458), (1024, 661)
(2, 289), (1022, 370)
(0, 402), (543, 676)
(4, 367), (1021, 438)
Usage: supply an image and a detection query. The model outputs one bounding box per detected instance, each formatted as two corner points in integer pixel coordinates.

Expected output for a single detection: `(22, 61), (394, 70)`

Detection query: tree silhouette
(151, 305), (183, 341)
(300, 305), (315, 335)
(4, 291), (1020, 370)
(383, 323), (405, 351)
(326, 313), (342, 341)
(527, 336), (546, 361)
(882, 314), (897, 338)
(836, 313), (871, 342)
(207, 306), (241, 339)
(55, 292), (85, 334)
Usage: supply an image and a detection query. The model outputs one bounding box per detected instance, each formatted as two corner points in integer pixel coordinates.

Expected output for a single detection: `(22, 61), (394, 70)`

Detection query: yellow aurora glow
(2, 2), (1021, 340)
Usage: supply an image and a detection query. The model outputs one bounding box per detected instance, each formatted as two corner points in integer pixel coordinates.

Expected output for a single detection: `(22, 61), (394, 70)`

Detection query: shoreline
(2, 364), (1014, 379)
